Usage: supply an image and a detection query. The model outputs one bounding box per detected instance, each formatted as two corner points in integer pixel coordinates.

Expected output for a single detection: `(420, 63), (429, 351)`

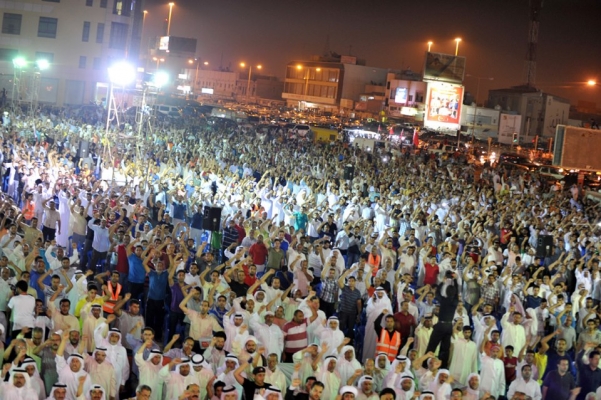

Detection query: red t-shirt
(424, 263), (439, 285)
(503, 356), (518, 383)
(249, 242), (268, 265)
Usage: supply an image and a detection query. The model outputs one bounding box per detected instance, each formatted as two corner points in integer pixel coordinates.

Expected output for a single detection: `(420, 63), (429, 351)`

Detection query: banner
(425, 83), (463, 128)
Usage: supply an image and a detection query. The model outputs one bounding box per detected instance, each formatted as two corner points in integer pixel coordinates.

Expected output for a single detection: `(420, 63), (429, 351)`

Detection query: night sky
(143, 0), (601, 106)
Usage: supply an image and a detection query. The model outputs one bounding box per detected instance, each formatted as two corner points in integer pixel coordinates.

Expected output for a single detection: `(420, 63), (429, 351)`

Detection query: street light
(106, 61), (136, 154)
(36, 59), (49, 71)
(466, 74), (494, 143)
(588, 79), (597, 86)
(167, 2), (175, 35)
(240, 62), (261, 103)
(153, 70), (169, 88)
(455, 38), (462, 56)
(427, 41), (433, 52)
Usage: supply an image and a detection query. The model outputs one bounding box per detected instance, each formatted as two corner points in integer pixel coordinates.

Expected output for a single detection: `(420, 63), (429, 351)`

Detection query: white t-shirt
(8, 294), (36, 330)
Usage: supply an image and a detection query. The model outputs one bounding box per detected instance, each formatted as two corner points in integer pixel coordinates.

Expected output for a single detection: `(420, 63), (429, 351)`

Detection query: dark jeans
(338, 311), (357, 338)
(88, 249), (107, 273)
(128, 282), (145, 302)
(42, 226), (56, 242)
(146, 298), (166, 341)
(168, 311), (185, 342)
(80, 239), (93, 270)
(319, 300), (336, 318)
(426, 321), (453, 368)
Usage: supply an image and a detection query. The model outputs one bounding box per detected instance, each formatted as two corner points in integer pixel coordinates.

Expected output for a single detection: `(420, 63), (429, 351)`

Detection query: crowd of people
(0, 106), (600, 400)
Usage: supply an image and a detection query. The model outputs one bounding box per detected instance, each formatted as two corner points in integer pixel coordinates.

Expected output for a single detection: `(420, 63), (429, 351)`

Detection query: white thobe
(479, 354), (505, 399)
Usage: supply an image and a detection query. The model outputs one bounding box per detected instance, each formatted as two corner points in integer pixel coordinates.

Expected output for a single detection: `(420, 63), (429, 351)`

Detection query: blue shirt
(148, 270), (169, 300)
(29, 270), (50, 301)
(128, 254), (146, 284)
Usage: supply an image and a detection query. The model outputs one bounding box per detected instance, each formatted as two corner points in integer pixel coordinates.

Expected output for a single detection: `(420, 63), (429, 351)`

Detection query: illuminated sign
(394, 87), (407, 104)
(400, 107), (418, 116)
(201, 88), (214, 94)
(424, 82), (464, 130)
(423, 52), (466, 84)
(159, 36), (170, 51)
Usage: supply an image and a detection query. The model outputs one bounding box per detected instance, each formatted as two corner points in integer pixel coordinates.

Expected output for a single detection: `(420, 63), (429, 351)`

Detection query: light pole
(167, 2), (175, 36)
(240, 62), (261, 103)
(11, 57), (26, 113)
(466, 74), (494, 143)
(455, 38), (462, 56)
(142, 10), (148, 36)
(106, 61), (136, 161)
(31, 59), (49, 117)
(427, 41), (433, 52)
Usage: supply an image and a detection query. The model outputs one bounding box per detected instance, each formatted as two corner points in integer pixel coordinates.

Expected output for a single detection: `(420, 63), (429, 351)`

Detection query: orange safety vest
(368, 254), (381, 276)
(103, 281), (122, 314)
(22, 201), (35, 221)
(375, 328), (401, 361)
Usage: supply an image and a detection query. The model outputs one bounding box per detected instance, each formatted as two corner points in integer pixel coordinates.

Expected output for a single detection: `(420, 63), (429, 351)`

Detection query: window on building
(0, 48), (18, 62)
(100, 0), (107, 7)
(38, 17), (58, 39)
(93, 57), (101, 70)
(82, 21), (90, 42)
(35, 51), (54, 63)
(113, 0), (132, 16)
(108, 22), (128, 50)
(96, 23), (104, 43)
(79, 56), (87, 69)
(86, 0), (93, 6)
(2, 13), (22, 35)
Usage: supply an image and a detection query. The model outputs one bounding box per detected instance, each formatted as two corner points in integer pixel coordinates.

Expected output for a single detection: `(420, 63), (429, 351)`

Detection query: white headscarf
(465, 373), (480, 397)
(338, 345), (362, 385)
(366, 287), (392, 315)
(396, 374), (415, 400)
(262, 387), (283, 400)
(47, 382), (67, 400)
(220, 385), (239, 400)
(320, 317), (345, 356)
(83, 385), (107, 400)
(375, 352), (391, 372)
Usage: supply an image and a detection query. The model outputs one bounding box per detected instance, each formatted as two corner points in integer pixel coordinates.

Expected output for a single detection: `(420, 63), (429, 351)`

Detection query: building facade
(281, 55), (388, 113)
(384, 71), (427, 121)
(0, 0), (143, 106)
(488, 86), (570, 139)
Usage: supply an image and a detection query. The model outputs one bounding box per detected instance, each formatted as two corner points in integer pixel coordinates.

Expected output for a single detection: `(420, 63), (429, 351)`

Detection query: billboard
(159, 36), (169, 51)
(394, 87), (407, 104)
(554, 126), (601, 171)
(424, 82), (464, 130)
(157, 36), (197, 53)
(498, 114), (522, 145)
(423, 52), (466, 84)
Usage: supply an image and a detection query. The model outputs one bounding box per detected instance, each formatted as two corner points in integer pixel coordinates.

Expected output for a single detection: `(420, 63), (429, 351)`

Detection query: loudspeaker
(536, 235), (553, 258)
(202, 206), (222, 231)
(343, 165), (355, 180)
(78, 140), (90, 158)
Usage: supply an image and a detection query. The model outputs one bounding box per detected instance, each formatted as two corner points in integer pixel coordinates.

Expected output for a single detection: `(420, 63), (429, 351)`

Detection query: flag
(413, 130), (419, 147)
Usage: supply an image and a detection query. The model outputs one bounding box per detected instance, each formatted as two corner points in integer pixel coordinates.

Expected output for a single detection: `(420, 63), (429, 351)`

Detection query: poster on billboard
(423, 52), (466, 84)
(394, 88), (407, 104)
(159, 36), (170, 51)
(498, 114), (522, 145)
(424, 83), (464, 130)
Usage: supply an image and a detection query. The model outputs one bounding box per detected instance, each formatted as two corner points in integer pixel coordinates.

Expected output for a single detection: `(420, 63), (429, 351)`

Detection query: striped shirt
(222, 226), (239, 248)
(282, 319), (309, 353)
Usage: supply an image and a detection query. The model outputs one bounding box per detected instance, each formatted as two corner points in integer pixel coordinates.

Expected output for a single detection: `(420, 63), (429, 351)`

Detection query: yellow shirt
(534, 352), (548, 384)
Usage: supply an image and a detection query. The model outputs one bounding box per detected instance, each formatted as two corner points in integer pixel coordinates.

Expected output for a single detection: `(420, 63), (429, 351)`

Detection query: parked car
(154, 104), (181, 118)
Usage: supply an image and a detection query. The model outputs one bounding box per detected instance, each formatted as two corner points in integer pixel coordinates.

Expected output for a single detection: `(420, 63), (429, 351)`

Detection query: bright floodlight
(13, 57), (26, 68)
(588, 79), (597, 86)
(36, 59), (49, 70)
(153, 71), (169, 88)
(108, 61), (136, 86)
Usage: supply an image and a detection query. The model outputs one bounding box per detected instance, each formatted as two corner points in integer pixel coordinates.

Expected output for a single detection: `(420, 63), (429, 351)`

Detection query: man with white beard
(158, 357), (193, 400)
(356, 376), (378, 400)
(463, 373), (482, 400)
(94, 317), (129, 397)
(0, 366), (38, 400)
(265, 353), (287, 393)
